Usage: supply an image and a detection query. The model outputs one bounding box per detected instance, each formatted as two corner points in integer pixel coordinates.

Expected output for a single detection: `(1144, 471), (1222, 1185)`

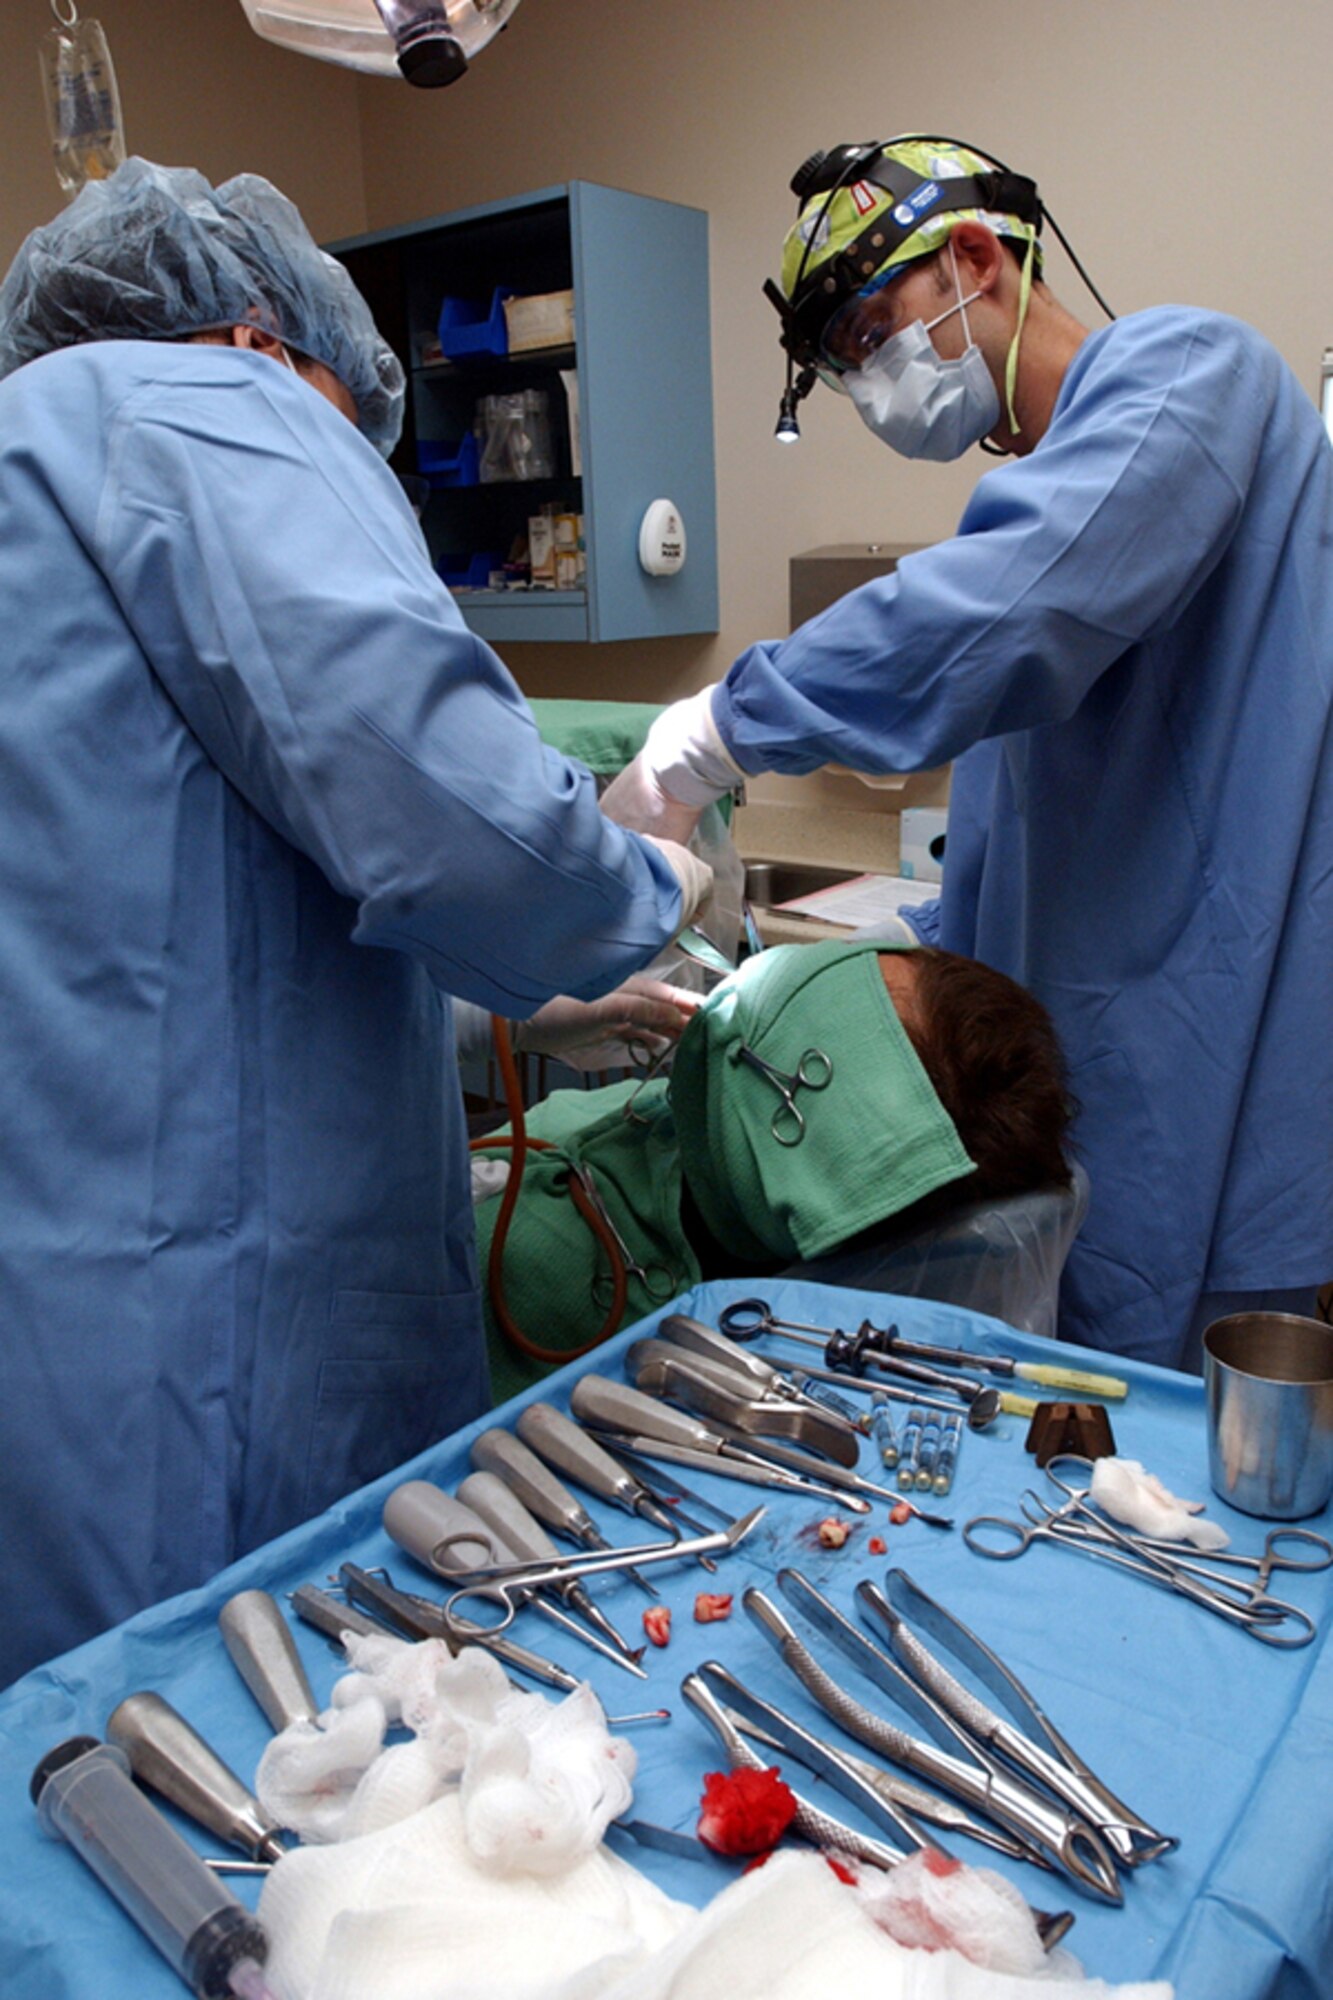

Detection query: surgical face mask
(844, 255), (1000, 462)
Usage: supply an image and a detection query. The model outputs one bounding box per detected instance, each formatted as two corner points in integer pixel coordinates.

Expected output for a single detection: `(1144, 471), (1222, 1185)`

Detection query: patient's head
(881, 947), (1074, 1202)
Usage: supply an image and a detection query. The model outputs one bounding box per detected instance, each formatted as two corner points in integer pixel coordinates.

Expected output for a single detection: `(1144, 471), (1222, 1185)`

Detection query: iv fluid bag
(39, 12), (126, 200)
(238, 0), (522, 83)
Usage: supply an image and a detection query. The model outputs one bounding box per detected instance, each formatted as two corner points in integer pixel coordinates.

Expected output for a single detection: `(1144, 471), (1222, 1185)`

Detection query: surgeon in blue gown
(0, 160), (710, 1688)
(603, 135), (1333, 1374)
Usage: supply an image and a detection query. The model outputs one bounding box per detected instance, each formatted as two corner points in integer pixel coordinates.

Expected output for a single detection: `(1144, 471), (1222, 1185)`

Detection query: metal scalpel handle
(219, 1589), (320, 1733)
(106, 1691), (288, 1865)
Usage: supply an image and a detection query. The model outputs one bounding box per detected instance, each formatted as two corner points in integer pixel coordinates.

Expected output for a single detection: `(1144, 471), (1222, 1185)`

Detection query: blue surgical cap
(0, 157), (405, 455)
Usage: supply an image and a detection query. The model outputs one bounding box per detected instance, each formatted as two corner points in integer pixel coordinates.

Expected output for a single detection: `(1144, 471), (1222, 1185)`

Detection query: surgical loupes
(383, 1479), (645, 1676)
(763, 1575), (1123, 1902)
(458, 1469), (645, 1666)
(860, 1571), (1175, 1869)
(32, 1737), (277, 2000)
(470, 1426), (658, 1598)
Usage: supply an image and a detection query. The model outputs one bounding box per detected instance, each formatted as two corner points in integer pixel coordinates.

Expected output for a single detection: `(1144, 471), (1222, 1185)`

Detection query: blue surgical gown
(713, 308), (1333, 1368)
(0, 342), (681, 1686)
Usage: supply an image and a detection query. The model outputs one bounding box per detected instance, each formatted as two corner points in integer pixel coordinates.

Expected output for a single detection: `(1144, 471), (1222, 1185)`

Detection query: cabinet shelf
(328, 183), (717, 645)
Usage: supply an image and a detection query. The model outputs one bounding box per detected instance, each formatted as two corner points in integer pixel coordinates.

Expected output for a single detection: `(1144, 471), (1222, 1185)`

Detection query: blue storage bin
(437, 287), (513, 359)
(436, 550), (504, 590)
(417, 431), (480, 488)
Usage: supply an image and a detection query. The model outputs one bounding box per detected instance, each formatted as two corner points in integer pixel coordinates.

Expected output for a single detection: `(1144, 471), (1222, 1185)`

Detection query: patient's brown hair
(894, 948), (1075, 1202)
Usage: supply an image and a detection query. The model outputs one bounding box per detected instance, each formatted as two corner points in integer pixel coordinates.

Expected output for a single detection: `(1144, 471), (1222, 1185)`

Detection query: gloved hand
(645, 835), (714, 928)
(513, 975), (701, 1071)
(600, 686), (744, 842)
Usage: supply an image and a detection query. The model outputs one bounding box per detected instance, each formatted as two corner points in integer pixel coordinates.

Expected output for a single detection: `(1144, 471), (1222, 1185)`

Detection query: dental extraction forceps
(744, 1575), (1124, 1900)
(964, 1488), (1319, 1647)
(734, 1043), (833, 1145)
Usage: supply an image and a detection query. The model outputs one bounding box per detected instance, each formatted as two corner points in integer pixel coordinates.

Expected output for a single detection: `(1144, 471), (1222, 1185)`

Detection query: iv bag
(238, 0), (522, 87)
(39, 4), (126, 200)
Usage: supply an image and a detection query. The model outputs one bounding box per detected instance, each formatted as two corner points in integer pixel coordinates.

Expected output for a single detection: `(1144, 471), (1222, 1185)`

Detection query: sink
(744, 860), (865, 908)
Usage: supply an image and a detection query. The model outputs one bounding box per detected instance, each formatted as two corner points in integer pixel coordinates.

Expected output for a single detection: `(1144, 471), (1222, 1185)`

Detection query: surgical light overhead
(238, 0), (522, 88)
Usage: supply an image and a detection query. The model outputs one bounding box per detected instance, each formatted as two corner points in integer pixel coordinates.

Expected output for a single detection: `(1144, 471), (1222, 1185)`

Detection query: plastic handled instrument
(105, 1692), (289, 1867)
(515, 1401), (722, 1564)
(218, 1591), (319, 1734)
(569, 1430), (739, 1535)
(860, 1572), (1175, 1869)
(31, 1737), (277, 2000)
(470, 1426), (658, 1598)
(717, 1297), (1127, 1401)
(442, 1505), (767, 1633)
(769, 1572), (1122, 1903)
(628, 1340), (861, 1467)
(569, 1374), (871, 1512)
(458, 1469), (645, 1666)
(383, 1479), (646, 1677)
(679, 1670), (914, 1876)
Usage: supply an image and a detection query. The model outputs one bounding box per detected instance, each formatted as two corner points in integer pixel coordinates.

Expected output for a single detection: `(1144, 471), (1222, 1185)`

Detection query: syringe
(31, 1736), (279, 2000)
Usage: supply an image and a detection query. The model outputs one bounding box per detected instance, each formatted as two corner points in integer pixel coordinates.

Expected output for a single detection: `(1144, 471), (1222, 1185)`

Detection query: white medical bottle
(39, 1), (126, 200)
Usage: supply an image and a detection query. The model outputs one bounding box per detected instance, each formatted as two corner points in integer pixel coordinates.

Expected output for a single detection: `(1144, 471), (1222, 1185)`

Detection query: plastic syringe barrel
(31, 1737), (268, 2000)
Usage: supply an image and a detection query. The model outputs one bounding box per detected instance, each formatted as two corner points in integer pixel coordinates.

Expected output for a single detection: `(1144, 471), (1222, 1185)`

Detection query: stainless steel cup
(1203, 1312), (1333, 1520)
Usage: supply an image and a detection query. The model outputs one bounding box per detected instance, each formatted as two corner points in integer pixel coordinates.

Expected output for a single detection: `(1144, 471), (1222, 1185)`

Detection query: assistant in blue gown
(712, 308), (1333, 1369)
(0, 191), (683, 1686)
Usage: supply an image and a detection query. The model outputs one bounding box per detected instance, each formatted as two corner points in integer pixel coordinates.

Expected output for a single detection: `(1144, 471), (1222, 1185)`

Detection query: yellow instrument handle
(1015, 1362), (1129, 1401)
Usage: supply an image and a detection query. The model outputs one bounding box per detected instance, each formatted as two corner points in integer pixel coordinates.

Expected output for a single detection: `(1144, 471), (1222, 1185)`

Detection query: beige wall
(351, 0), (1333, 703)
(0, 0), (367, 272)
(3, 0), (1330, 709)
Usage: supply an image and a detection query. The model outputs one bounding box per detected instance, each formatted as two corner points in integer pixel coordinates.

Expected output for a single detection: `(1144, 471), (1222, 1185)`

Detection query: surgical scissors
(443, 1504), (766, 1633)
(963, 1493), (1318, 1647)
(734, 1044), (833, 1146)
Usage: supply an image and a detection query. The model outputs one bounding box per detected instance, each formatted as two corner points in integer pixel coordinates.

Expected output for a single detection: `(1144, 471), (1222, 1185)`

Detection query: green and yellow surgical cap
(670, 941), (975, 1264)
(780, 137), (1043, 308)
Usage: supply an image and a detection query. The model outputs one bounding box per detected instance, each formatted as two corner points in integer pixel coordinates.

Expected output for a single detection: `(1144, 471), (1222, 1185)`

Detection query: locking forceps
(964, 1490), (1318, 1647)
(569, 1162), (679, 1308)
(1043, 1455), (1333, 1606)
(734, 1042), (833, 1145)
(442, 1504), (765, 1632)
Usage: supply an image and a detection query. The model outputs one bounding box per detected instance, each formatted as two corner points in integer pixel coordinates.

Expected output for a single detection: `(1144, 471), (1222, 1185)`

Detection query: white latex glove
(600, 687), (744, 842)
(645, 835), (714, 927)
(514, 975), (700, 1071)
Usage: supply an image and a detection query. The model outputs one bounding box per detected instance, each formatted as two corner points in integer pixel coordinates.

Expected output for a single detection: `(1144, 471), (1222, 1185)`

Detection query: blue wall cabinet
(329, 183), (719, 644)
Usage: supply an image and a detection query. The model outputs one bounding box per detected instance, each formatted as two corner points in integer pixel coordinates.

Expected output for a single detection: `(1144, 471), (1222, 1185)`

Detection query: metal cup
(1203, 1313), (1333, 1520)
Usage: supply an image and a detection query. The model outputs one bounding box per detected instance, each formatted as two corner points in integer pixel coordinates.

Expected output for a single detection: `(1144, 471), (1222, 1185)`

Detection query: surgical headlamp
(764, 134), (1045, 439)
(765, 133), (1115, 441)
